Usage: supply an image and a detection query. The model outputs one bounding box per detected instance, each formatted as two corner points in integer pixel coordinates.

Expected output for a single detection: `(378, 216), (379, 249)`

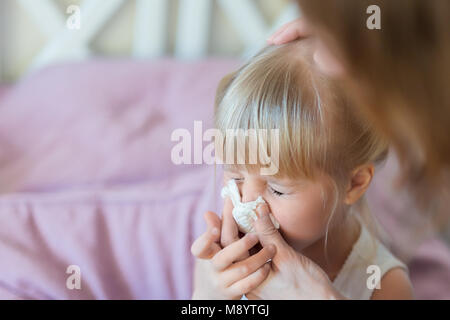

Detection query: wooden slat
(16, 0), (299, 75)
(241, 1), (300, 59)
(218, 0), (300, 45)
(17, 0), (64, 38)
(217, 0), (268, 46)
(175, 0), (212, 59)
(0, 0), (4, 82)
(18, 0), (90, 71)
(133, 0), (169, 58)
(28, 0), (125, 71)
(270, 1), (301, 36)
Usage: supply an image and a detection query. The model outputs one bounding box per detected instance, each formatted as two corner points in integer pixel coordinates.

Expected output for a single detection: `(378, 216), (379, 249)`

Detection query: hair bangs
(214, 45), (329, 179)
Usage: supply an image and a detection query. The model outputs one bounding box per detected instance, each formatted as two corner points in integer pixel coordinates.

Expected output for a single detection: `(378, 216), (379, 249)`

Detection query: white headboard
(1, 0), (300, 81)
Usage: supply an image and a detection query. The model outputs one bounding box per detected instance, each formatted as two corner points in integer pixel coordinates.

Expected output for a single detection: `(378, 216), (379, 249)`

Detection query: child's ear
(344, 163), (375, 205)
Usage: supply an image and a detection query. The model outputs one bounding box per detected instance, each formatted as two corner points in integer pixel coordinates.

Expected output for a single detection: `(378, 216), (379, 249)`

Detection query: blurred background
(0, 0), (299, 83)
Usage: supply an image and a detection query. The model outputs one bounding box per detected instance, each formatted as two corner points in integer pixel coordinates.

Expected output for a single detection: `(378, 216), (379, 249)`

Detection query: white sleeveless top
(242, 224), (407, 300)
(332, 224), (407, 299)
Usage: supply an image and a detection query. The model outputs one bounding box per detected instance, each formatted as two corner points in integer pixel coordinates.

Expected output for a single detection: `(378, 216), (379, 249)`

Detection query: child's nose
(240, 181), (263, 203)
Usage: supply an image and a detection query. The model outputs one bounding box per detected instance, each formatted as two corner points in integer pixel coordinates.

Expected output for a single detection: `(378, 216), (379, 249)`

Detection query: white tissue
(221, 179), (280, 233)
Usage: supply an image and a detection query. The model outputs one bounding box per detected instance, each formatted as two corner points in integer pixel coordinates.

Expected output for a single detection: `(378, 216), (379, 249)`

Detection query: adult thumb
(253, 203), (288, 252)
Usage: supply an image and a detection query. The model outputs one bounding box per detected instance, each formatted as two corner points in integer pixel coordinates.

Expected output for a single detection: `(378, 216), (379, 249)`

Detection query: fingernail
(257, 204), (270, 218)
(270, 33), (282, 45)
(211, 227), (219, 235)
(273, 29), (288, 45)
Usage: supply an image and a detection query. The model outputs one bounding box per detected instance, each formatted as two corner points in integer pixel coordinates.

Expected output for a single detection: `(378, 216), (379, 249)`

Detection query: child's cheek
(269, 198), (331, 242)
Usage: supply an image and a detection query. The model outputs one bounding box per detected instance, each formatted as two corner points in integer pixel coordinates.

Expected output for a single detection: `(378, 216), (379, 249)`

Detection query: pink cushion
(0, 59), (448, 299)
(0, 85), (9, 101)
(0, 166), (221, 299)
(0, 59), (237, 193)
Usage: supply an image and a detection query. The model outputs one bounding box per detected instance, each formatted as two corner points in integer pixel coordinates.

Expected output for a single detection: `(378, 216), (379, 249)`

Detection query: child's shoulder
(358, 225), (413, 299)
(334, 224), (412, 299)
(371, 267), (414, 299)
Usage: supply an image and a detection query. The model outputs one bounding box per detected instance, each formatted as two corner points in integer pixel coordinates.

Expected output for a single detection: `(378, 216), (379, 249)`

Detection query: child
(190, 40), (413, 300)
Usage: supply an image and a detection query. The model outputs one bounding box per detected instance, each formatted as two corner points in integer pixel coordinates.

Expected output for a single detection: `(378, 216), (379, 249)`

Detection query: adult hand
(191, 210), (275, 300)
(246, 204), (346, 300)
(267, 18), (345, 77)
(267, 18), (311, 45)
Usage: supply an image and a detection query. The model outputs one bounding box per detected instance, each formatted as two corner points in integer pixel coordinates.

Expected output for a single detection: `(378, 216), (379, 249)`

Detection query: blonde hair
(215, 41), (387, 184)
(214, 40), (388, 257)
(297, 0), (450, 225)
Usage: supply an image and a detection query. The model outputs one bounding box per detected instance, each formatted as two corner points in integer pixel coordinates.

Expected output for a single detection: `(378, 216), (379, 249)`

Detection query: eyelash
(231, 178), (284, 197)
(269, 186), (284, 196)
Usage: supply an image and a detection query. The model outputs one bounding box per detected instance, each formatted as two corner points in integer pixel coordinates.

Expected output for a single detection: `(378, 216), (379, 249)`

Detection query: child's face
(224, 168), (342, 251)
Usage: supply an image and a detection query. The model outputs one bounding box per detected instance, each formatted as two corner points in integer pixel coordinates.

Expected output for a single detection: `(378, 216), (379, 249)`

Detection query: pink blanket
(0, 59), (448, 299)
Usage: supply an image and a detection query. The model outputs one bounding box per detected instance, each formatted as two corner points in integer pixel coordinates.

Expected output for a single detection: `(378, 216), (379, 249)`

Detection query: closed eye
(269, 185), (284, 196)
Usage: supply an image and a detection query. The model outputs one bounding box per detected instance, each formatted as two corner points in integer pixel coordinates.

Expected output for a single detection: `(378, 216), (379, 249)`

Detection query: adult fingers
(190, 212), (222, 259)
(267, 18), (311, 45)
(227, 263), (271, 297)
(211, 233), (260, 271)
(219, 244), (276, 288)
(245, 292), (259, 300)
(220, 197), (240, 248)
(267, 20), (294, 43)
(204, 210), (222, 235)
(253, 204), (290, 253)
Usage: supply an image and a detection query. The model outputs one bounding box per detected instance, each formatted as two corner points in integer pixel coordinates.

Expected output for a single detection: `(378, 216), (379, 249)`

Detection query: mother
(275, 0), (450, 205)
(194, 0), (450, 299)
